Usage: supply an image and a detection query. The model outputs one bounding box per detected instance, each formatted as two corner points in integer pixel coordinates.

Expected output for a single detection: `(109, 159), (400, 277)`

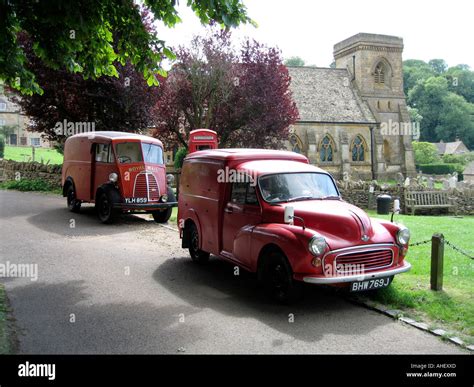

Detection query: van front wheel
(189, 223), (210, 264)
(96, 192), (117, 224)
(152, 208), (172, 223)
(260, 251), (302, 304)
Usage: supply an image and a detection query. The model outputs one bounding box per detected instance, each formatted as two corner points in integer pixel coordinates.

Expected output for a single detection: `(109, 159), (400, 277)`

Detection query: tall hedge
(418, 163), (464, 179)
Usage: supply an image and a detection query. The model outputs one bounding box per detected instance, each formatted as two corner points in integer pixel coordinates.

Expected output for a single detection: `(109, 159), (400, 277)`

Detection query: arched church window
(351, 135), (366, 162)
(374, 62), (385, 84)
(289, 133), (303, 154)
(319, 135), (334, 162)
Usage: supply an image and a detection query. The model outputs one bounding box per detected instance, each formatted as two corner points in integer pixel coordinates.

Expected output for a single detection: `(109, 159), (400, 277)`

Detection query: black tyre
(152, 208), (172, 223)
(189, 222), (210, 264)
(66, 185), (81, 213)
(151, 187), (176, 223)
(96, 191), (117, 224)
(260, 250), (303, 304)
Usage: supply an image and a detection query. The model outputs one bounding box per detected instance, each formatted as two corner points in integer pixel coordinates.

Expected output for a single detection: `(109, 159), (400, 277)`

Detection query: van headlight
(160, 194), (168, 203)
(397, 227), (410, 245)
(309, 235), (327, 256)
(109, 173), (118, 183)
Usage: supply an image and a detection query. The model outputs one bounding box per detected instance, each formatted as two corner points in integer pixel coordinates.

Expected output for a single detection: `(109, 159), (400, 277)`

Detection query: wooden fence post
(430, 233), (444, 291)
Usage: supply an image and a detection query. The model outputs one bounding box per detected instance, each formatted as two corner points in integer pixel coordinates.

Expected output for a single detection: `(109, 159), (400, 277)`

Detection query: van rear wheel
(66, 185), (81, 213)
(96, 191), (117, 224)
(260, 250), (302, 304)
(189, 223), (210, 264)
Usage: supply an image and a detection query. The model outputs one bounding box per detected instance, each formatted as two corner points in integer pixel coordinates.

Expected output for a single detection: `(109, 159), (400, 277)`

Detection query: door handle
(224, 207), (233, 214)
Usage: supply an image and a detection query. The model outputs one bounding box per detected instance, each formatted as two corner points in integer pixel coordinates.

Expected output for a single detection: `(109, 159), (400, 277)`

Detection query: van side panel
(179, 159), (224, 255)
(63, 137), (92, 201)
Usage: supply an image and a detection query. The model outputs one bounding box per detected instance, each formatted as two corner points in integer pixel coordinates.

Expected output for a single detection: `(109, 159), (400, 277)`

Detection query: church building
(287, 33), (416, 180)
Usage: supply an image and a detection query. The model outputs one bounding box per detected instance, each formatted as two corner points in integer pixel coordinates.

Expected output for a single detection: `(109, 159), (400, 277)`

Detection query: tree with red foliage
(152, 28), (299, 150)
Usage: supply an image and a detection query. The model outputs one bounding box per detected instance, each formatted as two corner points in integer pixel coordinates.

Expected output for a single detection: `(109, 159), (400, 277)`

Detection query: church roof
(287, 66), (377, 124)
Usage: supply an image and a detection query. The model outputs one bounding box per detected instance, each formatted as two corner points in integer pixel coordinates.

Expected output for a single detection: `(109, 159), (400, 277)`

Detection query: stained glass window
(351, 135), (366, 162)
(320, 135), (334, 162)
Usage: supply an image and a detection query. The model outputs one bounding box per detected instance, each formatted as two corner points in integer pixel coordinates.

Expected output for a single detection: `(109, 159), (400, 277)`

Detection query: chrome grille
(335, 249), (393, 273)
(133, 172), (161, 201)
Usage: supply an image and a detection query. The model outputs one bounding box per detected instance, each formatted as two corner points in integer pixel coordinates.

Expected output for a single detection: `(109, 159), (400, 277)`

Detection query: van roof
(237, 159), (328, 176)
(68, 131), (163, 145)
(185, 148), (309, 163)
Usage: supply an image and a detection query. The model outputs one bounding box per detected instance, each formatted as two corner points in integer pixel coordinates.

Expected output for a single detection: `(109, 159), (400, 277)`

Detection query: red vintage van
(178, 149), (411, 303)
(62, 131), (177, 223)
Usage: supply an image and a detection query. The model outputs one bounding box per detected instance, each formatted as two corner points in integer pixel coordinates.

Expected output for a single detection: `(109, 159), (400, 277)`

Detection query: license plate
(124, 197), (148, 204)
(350, 276), (393, 292)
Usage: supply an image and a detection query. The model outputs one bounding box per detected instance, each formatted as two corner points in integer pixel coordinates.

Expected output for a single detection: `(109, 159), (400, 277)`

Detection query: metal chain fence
(409, 238), (474, 259)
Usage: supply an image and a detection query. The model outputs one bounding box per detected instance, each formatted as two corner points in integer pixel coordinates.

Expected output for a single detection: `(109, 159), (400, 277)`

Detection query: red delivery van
(178, 149), (411, 303)
(62, 131), (177, 223)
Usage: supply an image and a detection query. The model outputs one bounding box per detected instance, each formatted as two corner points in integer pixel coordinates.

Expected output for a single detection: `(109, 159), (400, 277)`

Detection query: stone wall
(336, 180), (474, 215)
(0, 159), (62, 188)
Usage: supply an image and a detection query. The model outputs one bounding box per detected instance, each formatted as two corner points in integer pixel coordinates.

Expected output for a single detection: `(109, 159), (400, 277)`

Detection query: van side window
(231, 182), (247, 204)
(95, 143), (112, 163)
(246, 184), (258, 205)
(231, 182), (259, 206)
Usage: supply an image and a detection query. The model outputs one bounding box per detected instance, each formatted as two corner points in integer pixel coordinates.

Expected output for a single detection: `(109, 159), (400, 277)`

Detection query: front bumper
(302, 261), (411, 284)
(113, 201), (177, 210)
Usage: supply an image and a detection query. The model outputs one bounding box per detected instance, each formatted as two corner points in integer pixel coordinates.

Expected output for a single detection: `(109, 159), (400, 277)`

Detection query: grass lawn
(365, 210), (474, 344)
(0, 284), (12, 354)
(4, 145), (63, 165)
(170, 207), (178, 223)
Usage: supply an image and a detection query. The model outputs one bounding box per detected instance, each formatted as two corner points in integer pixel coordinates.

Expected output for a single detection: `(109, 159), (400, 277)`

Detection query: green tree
(0, 0), (252, 95)
(408, 76), (449, 141)
(403, 59), (435, 95)
(412, 142), (440, 165)
(445, 65), (474, 104)
(429, 59), (448, 75)
(285, 56), (305, 67)
(435, 93), (474, 147)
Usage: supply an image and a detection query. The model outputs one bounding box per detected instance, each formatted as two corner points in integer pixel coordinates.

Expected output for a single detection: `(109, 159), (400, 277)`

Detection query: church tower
(333, 33), (416, 178)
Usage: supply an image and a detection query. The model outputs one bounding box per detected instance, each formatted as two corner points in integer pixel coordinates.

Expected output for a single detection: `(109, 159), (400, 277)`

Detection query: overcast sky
(156, 0), (473, 69)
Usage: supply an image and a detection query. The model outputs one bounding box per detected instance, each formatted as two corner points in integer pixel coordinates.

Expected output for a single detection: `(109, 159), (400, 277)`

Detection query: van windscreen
(115, 142), (143, 164)
(141, 143), (164, 164)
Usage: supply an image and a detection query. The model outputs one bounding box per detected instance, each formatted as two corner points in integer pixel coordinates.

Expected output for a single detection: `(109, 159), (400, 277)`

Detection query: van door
(221, 181), (261, 267)
(91, 142), (115, 200)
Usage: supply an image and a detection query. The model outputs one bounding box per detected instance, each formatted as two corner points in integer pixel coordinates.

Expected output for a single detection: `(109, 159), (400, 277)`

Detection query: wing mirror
(284, 206), (294, 224)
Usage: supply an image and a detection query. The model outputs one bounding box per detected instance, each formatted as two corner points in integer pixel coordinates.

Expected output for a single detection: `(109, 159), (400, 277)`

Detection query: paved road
(0, 190), (466, 354)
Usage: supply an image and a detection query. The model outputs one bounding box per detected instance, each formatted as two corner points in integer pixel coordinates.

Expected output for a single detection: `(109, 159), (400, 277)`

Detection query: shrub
(413, 142), (440, 164)
(174, 147), (188, 170)
(0, 179), (56, 192)
(442, 152), (474, 166)
(418, 163), (464, 177)
(0, 136), (4, 159)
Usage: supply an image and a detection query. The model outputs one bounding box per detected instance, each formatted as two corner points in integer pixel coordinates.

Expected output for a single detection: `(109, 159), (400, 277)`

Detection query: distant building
(463, 161), (474, 182)
(433, 140), (470, 156)
(0, 83), (52, 148)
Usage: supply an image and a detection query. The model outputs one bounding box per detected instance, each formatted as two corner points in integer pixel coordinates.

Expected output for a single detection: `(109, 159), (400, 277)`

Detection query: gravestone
(396, 172), (404, 185)
(449, 173), (457, 189)
(427, 177), (434, 189)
